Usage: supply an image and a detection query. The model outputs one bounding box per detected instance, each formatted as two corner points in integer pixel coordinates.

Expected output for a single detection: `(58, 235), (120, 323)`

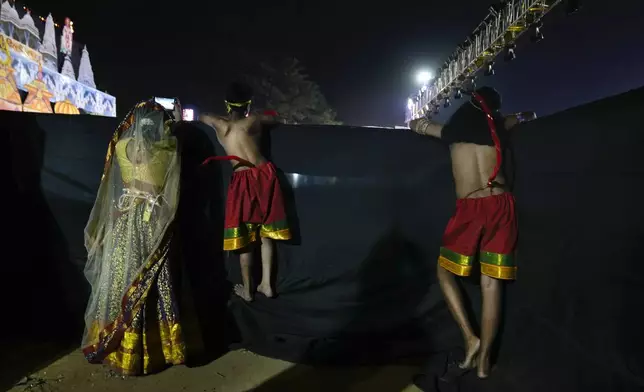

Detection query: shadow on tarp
(248, 230), (443, 392)
(261, 124), (303, 246)
(220, 124), (459, 391)
(172, 121), (240, 365)
(2, 113), (108, 390)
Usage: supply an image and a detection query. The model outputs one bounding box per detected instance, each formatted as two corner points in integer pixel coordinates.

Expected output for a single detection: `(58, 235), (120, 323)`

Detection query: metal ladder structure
(406, 0), (578, 123)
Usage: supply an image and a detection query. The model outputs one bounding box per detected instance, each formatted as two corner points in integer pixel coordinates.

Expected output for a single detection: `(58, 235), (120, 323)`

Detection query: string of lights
(19, 3), (74, 32)
(406, 0), (581, 123)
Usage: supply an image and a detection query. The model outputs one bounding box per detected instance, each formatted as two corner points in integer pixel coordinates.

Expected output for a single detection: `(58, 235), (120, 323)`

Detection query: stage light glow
(416, 71), (432, 85)
(505, 44), (516, 62)
(407, 98), (414, 110)
(485, 62), (495, 76)
(404, 0), (564, 122)
(531, 22), (544, 43)
(182, 108), (194, 121)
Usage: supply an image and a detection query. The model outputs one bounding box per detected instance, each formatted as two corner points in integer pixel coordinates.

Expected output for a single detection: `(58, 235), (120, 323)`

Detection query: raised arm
(504, 111), (537, 130)
(199, 113), (229, 133)
(408, 117), (443, 139)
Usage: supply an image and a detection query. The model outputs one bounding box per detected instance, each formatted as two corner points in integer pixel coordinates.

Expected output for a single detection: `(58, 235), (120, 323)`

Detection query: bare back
(450, 143), (506, 199)
(200, 114), (267, 170)
(409, 114), (521, 199)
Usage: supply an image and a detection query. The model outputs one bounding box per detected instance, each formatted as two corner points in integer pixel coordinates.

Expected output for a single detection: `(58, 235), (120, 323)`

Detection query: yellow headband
(225, 99), (252, 113)
(225, 100), (252, 107)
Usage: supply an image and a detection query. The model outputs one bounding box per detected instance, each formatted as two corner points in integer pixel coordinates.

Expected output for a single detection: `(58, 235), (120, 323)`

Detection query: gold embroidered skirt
(82, 202), (186, 376)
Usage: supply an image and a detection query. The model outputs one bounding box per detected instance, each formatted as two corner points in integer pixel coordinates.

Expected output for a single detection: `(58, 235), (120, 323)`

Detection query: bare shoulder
(199, 113), (229, 131)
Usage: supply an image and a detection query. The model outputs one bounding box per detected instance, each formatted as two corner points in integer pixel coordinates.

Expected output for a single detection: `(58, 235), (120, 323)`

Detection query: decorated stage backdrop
(0, 1), (115, 116)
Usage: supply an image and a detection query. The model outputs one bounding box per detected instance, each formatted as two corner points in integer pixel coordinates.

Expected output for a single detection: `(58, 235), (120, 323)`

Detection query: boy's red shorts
(223, 162), (291, 251)
(439, 192), (518, 280)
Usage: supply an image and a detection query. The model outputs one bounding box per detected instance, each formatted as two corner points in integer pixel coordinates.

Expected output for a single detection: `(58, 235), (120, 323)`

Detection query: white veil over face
(82, 100), (182, 365)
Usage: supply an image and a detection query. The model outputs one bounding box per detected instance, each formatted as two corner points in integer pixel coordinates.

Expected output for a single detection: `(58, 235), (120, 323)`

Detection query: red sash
(471, 92), (502, 187)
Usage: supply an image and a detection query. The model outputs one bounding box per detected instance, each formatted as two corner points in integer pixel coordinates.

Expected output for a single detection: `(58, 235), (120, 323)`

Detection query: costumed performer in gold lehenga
(82, 99), (186, 376)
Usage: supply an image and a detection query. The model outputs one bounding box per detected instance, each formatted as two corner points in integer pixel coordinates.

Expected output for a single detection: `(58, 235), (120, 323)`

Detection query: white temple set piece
(0, 2), (115, 117)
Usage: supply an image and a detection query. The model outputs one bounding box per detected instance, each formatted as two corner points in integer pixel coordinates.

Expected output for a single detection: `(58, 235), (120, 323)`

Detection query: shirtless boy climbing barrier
(409, 86), (536, 380)
(199, 82), (292, 302)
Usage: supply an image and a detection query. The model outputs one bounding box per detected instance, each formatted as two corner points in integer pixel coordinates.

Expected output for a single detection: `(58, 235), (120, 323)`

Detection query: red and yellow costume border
(438, 247), (517, 280)
(223, 220), (291, 251)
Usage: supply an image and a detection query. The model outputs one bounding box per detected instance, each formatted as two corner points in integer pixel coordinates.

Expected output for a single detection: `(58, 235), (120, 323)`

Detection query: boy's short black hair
(226, 81), (253, 105)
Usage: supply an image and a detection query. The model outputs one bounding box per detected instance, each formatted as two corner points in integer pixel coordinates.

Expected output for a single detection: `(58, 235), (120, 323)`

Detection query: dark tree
(244, 57), (342, 125)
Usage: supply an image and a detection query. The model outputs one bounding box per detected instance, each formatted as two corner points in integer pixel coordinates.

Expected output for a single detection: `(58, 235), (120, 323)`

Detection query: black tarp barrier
(5, 113), (115, 389)
(4, 87), (644, 391)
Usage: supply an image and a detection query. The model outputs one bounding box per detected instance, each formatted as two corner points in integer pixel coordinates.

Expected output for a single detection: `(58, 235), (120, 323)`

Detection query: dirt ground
(7, 349), (424, 392)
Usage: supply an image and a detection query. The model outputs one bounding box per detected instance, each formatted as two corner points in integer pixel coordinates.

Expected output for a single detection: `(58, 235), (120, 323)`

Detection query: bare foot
(257, 283), (275, 298)
(477, 353), (491, 379)
(459, 336), (481, 370)
(234, 284), (253, 302)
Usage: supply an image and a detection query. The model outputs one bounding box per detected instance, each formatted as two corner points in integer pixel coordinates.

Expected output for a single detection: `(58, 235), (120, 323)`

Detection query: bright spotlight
(417, 71), (432, 85)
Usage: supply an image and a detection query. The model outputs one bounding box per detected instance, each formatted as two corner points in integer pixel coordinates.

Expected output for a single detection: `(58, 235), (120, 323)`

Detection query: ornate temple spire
(19, 10), (39, 48)
(60, 53), (75, 80)
(78, 45), (96, 89)
(39, 13), (57, 70)
(1, 2), (20, 25)
(0, 1), (21, 38)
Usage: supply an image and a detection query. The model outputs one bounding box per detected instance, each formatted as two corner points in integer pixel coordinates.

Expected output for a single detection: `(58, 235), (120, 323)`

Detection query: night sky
(21, 0), (644, 126)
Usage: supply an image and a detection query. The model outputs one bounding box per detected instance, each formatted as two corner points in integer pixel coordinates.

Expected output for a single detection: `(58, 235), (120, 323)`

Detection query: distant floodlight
(417, 71), (432, 85)
(407, 98), (414, 110)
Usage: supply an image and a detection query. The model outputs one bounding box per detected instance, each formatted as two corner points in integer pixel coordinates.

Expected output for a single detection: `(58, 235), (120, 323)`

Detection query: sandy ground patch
(7, 349), (424, 392)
